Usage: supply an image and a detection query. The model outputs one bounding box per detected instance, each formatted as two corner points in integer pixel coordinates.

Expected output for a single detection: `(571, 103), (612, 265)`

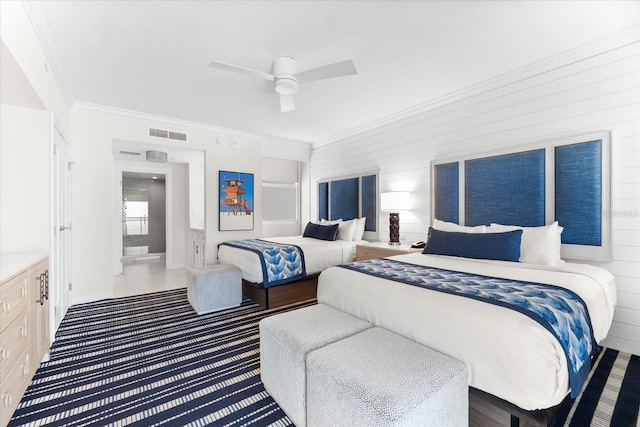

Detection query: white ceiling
(24, 1), (640, 144)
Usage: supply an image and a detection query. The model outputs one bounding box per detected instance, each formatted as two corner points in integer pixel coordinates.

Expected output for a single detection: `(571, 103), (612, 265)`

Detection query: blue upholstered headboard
(431, 133), (611, 261)
(318, 172), (378, 233)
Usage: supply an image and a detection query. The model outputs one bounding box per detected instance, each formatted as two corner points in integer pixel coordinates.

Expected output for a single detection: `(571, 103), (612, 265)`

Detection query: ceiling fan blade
(280, 94), (295, 113)
(209, 60), (274, 81)
(296, 60), (357, 83)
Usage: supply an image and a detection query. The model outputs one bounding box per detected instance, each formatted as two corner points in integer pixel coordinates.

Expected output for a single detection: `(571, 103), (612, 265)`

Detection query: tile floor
(113, 255), (187, 298)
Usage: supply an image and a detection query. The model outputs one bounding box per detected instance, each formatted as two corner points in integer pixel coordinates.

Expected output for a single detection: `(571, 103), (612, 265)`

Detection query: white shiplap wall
(309, 36), (640, 355)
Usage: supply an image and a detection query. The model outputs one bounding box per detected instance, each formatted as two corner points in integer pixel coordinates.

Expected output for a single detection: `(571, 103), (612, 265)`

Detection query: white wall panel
(309, 39), (640, 354)
(0, 105), (51, 254)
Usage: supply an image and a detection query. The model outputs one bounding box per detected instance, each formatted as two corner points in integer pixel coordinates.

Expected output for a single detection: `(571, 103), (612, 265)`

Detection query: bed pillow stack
(427, 219), (564, 265)
(320, 218), (367, 241)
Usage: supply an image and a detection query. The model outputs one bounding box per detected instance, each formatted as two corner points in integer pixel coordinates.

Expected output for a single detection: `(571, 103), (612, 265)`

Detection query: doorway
(52, 125), (71, 336)
(122, 172), (166, 258)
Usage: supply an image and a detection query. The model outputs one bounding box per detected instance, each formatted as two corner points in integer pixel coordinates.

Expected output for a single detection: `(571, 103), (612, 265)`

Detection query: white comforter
(217, 236), (364, 284)
(317, 253), (616, 411)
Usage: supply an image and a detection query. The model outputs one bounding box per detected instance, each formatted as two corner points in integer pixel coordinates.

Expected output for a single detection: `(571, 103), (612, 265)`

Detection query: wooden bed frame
(242, 273), (319, 309)
(473, 345), (602, 426)
(471, 387), (572, 427)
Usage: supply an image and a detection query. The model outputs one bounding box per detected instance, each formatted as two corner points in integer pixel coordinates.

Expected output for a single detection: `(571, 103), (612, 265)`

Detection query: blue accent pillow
(422, 227), (523, 262)
(303, 222), (339, 241)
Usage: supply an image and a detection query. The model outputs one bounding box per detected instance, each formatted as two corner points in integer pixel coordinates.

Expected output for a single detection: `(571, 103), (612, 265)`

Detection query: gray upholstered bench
(187, 264), (242, 314)
(307, 327), (469, 427)
(259, 304), (372, 427)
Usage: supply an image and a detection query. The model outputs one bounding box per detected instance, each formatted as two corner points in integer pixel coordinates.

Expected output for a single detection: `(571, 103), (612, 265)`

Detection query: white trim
(314, 26), (640, 149)
(72, 292), (113, 306)
(113, 169), (123, 275)
(73, 101), (303, 147)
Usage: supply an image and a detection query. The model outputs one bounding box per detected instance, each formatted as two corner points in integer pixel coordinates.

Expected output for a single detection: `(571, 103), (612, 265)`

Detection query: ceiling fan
(209, 56), (357, 112)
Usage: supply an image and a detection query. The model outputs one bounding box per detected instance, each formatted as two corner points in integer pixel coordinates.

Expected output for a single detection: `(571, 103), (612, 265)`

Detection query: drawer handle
(2, 393), (11, 408)
(0, 299), (10, 313)
(21, 283), (28, 298)
(20, 324), (28, 338)
(0, 347), (8, 360)
(22, 364), (29, 377)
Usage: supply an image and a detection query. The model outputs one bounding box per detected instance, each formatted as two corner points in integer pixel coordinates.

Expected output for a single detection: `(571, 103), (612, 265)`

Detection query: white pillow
(487, 222), (564, 265)
(433, 218), (486, 233)
(320, 218), (356, 241)
(320, 218), (341, 225)
(353, 217), (366, 241)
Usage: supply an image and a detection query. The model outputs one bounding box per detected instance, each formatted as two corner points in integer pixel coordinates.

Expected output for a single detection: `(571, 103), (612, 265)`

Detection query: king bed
(316, 219), (616, 425)
(319, 252), (615, 407)
(312, 134), (613, 425)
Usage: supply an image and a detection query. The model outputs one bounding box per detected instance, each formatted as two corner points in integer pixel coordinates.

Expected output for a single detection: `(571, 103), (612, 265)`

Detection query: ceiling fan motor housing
(273, 56), (298, 95)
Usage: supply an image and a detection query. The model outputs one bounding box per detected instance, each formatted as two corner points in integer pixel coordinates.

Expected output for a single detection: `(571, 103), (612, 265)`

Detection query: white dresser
(0, 254), (50, 426)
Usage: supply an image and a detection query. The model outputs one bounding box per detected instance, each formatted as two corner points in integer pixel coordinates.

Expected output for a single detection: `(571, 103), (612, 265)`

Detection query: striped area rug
(9, 289), (639, 426)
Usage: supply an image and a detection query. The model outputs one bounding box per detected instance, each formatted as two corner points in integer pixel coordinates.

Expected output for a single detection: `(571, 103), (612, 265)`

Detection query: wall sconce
(380, 191), (409, 245)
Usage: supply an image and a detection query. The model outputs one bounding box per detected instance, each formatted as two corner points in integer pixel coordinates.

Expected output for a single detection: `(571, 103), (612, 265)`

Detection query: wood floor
(113, 257), (529, 427)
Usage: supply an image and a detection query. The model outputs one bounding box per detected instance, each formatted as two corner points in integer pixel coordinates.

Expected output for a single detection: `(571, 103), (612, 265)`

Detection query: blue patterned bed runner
(220, 239), (306, 288)
(339, 258), (595, 398)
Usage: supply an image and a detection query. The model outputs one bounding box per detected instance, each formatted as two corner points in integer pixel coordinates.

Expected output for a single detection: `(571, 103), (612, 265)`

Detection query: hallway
(114, 256), (187, 298)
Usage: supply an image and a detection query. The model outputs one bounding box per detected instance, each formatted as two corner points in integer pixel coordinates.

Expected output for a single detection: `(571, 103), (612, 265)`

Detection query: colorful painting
(219, 170), (254, 231)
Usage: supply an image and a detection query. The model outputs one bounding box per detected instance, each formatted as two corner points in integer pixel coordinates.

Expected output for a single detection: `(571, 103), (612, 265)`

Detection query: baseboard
(71, 291), (114, 306)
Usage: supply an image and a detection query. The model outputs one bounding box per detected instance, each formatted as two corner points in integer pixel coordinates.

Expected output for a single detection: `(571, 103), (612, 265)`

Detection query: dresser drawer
(0, 347), (30, 427)
(0, 272), (28, 333)
(0, 313), (29, 383)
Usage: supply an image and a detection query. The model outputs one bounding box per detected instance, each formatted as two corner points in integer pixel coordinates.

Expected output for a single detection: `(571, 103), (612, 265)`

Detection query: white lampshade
(380, 191), (409, 212)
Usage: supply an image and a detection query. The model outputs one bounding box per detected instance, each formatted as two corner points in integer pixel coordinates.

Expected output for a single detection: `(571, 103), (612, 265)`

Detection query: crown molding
(22, 1), (77, 107)
(313, 25), (640, 150)
(72, 101), (305, 146)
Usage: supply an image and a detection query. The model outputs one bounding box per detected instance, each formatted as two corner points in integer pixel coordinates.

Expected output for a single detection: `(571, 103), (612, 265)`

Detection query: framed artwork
(219, 170), (254, 231)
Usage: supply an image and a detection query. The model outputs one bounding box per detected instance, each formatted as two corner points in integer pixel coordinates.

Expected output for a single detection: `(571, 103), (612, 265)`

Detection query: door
(52, 126), (71, 333)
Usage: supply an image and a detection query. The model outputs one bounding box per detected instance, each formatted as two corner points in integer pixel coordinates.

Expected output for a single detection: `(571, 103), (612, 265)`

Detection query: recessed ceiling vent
(149, 128), (169, 138)
(169, 131), (187, 141)
(149, 128), (187, 141)
(146, 150), (168, 162)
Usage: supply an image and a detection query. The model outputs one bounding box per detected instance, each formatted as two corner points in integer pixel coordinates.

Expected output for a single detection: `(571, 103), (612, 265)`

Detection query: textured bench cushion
(307, 327), (469, 427)
(260, 304), (372, 427)
(187, 264), (242, 314)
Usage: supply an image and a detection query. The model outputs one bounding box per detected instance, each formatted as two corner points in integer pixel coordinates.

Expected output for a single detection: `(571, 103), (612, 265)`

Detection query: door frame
(113, 165), (174, 275)
(51, 118), (71, 339)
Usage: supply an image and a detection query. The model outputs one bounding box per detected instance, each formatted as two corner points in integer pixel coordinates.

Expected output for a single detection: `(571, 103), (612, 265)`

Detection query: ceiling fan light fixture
(274, 77), (298, 95)
(209, 55), (356, 113)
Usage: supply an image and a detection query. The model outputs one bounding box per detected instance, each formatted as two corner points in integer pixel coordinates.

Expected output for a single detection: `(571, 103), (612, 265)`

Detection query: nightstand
(355, 242), (421, 261)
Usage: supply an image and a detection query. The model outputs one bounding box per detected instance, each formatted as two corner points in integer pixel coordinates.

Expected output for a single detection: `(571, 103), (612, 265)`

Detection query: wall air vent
(149, 128), (169, 138)
(169, 131), (187, 141)
(149, 128), (187, 141)
(119, 151), (141, 156)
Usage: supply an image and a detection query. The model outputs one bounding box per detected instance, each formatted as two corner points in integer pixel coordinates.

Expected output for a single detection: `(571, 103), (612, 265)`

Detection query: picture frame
(219, 170), (254, 231)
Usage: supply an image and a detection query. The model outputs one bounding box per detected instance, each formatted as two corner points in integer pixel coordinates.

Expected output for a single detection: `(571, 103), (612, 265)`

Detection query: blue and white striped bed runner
(220, 239), (306, 288)
(339, 258), (596, 398)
